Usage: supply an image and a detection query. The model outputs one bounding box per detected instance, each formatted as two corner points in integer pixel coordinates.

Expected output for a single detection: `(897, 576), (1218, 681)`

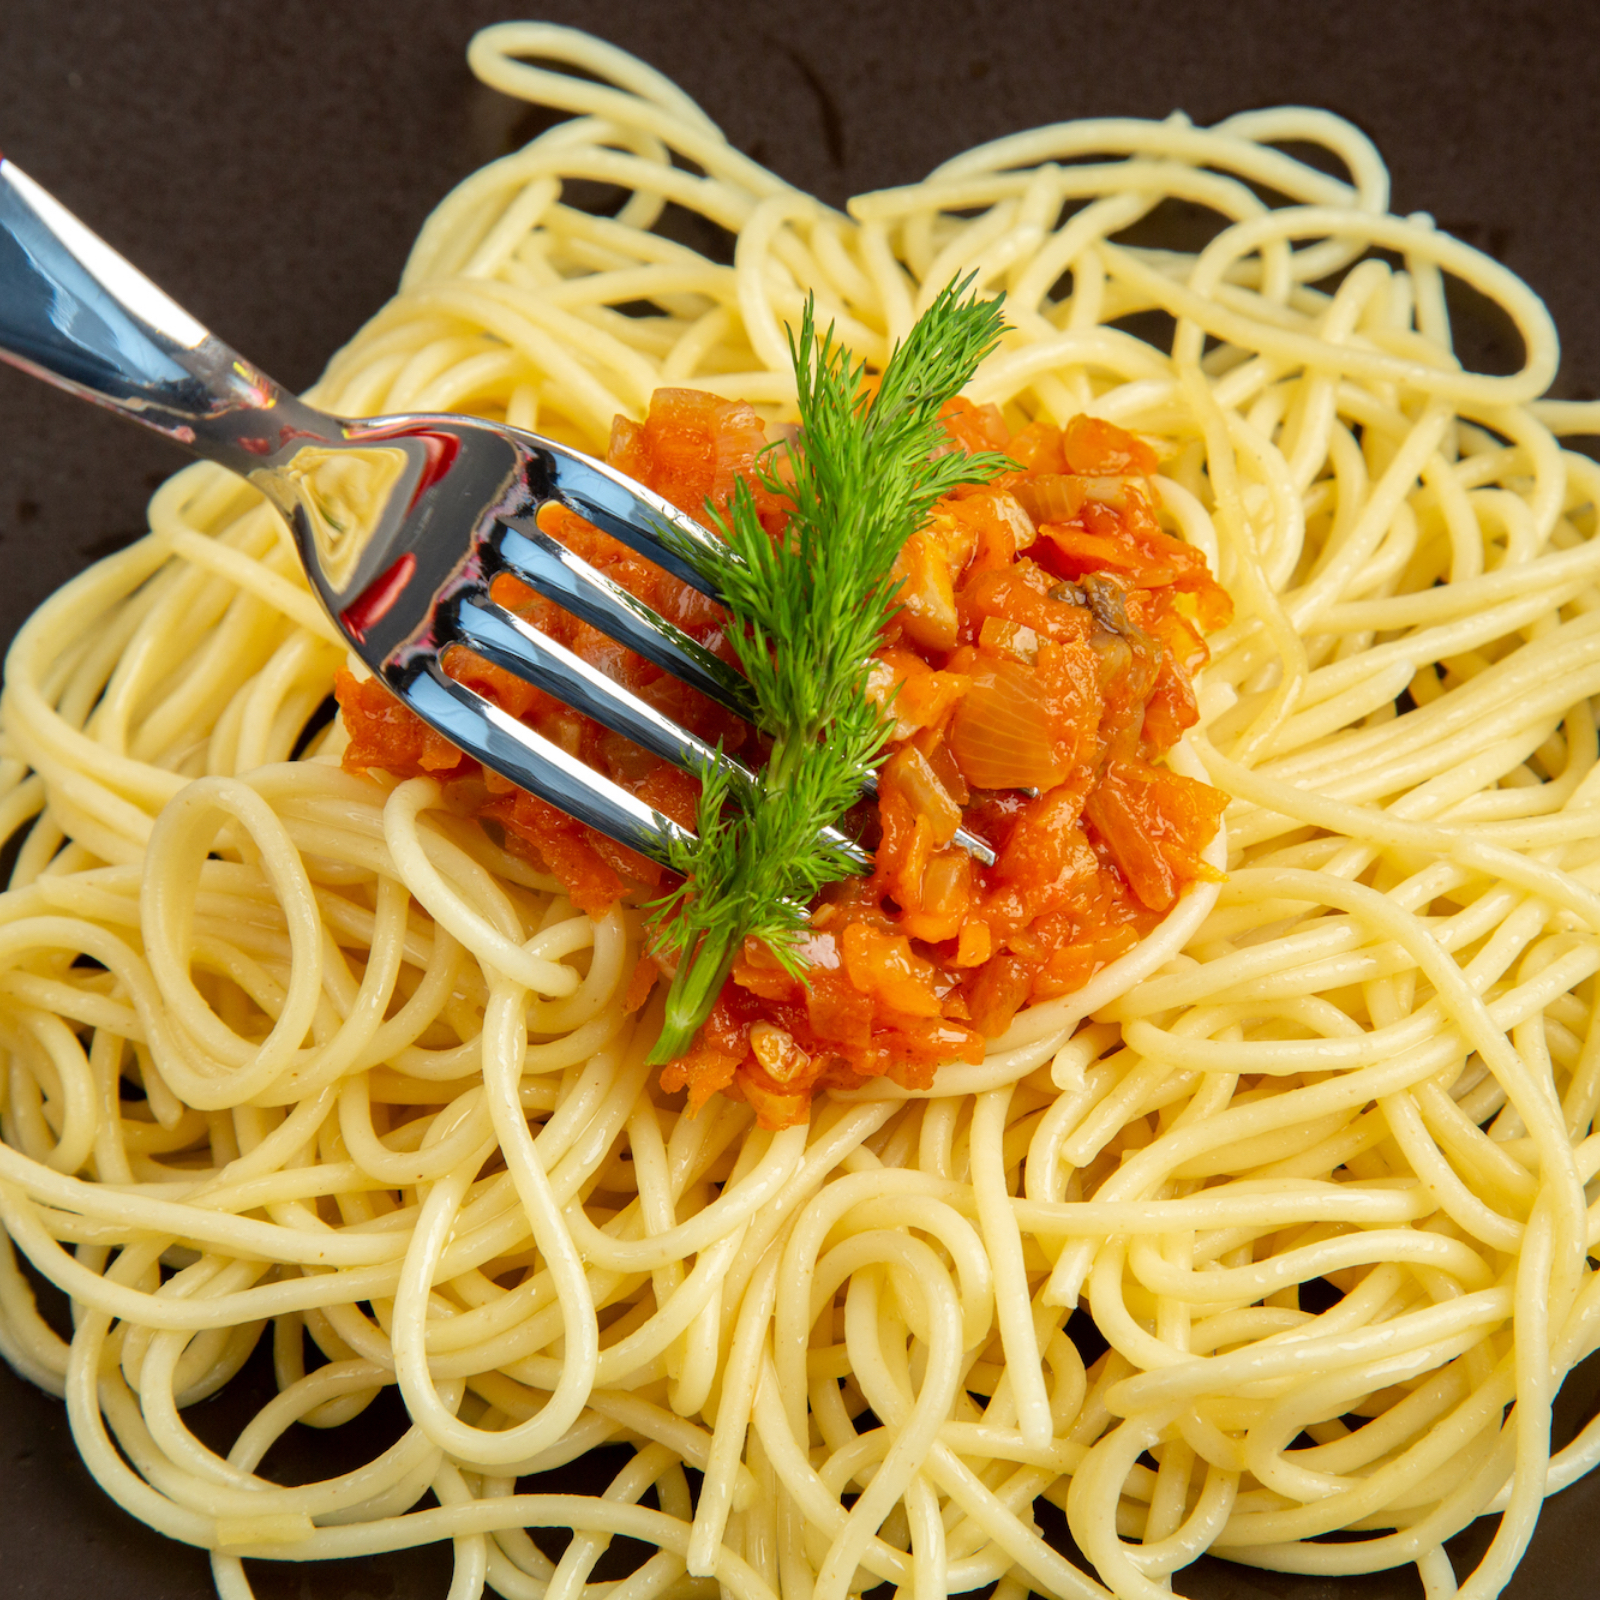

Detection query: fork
(0, 159), (992, 868)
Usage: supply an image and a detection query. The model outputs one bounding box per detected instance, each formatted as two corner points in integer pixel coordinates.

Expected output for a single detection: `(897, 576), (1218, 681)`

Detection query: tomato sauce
(337, 387), (1230, 1126)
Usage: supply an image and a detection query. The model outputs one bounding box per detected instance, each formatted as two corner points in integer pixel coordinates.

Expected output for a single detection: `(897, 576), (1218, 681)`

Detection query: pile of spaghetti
(2, 21), (1600, 1600)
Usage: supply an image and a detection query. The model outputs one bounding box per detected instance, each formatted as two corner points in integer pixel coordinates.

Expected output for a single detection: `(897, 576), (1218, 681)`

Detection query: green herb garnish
(645, 278), (1008, 1064)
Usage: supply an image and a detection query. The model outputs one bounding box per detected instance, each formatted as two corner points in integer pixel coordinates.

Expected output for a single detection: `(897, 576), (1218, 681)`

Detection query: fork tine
(450, 590), (758, 797)
(491, 517), (758, 725)
(447, 591), (874, 871)
(401, 663), (693, 867)
(529, 440), (742, 602)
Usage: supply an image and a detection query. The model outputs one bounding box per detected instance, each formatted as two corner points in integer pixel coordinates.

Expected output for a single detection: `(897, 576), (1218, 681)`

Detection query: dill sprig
(646, 278), (1008, 1064)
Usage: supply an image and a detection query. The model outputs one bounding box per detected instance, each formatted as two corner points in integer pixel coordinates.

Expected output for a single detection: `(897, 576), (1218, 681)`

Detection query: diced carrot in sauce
(611, 388), (787, 532)
(866, 650), (969, 741)
(870, 779), (936, 920)
(336, 392), (1230, 1127)
(623, 955), (662, 1014)
(899, 849), (972, 944)
(841, 922), (944, 1018)
(1062, 413), (1161, 477)
(1083, 755), (1228, 913)
(954, 919), (993, 967)
(1007, 420), (1067, 475)
(890, 531), (959, 654)
(938, 395), (1011, 454)
(958, 559), (1092, 646)
(965, 948), (1040, 1038)
(880, 744), (962, 847)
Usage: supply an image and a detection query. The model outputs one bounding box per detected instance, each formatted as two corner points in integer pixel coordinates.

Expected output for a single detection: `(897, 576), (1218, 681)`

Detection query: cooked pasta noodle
(4, 20), (1600, 1600)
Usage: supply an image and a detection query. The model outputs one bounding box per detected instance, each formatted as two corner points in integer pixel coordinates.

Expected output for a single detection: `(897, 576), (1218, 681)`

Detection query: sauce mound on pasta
(337, 388), (1229, 1122)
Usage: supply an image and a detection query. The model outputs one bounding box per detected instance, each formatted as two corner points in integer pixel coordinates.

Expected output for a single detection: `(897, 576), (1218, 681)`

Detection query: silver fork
(0, 160), (993, 867)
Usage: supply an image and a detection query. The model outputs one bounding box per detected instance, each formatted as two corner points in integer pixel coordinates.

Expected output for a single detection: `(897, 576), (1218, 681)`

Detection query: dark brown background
(2, 1), (1599, 1595)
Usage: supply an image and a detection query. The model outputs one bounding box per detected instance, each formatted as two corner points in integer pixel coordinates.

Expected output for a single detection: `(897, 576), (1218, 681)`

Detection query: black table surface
(2, 2), (1599, 1596)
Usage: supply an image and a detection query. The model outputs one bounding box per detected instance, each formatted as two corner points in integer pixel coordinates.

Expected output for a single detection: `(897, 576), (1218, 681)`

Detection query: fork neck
(0, 158), (346, 483)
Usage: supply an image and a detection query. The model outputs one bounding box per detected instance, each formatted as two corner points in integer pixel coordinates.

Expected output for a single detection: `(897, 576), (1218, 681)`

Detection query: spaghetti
(2, 20), (1599, 1600)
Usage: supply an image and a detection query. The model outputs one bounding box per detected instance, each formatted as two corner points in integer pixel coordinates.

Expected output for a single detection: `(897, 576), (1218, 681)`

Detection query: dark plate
(2, 2), (1598, 1596)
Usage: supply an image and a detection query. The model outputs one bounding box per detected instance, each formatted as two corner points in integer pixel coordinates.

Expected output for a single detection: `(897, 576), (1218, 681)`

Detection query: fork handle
(0, 158), (343, 475)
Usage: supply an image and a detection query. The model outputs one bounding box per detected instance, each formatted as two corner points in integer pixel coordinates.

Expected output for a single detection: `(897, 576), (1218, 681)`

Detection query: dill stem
(649, 924), (740, 1065)
(765, 733), (804, 794)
